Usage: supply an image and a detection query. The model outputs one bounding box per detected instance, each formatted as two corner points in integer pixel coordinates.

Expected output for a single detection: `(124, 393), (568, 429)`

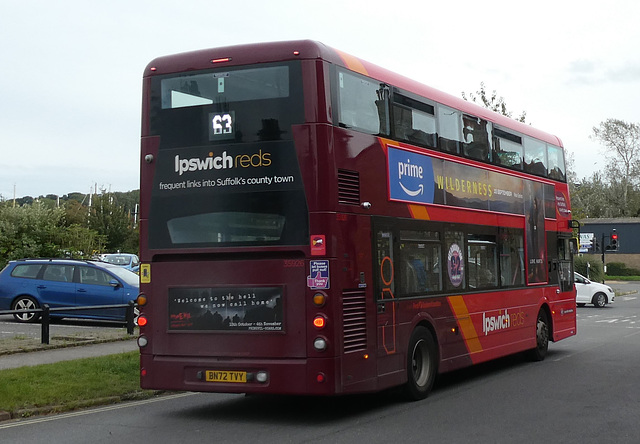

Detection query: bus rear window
(161, 66), (290, 109)
(150, 61), (303, 148)
(167, 212), (286, 244)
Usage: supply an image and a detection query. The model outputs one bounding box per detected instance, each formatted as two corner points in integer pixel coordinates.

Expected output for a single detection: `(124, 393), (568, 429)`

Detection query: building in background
(579, 218), (640, 269)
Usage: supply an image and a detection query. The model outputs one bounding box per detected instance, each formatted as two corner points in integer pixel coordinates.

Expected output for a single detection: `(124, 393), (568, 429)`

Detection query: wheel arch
(11, 293), (41, 307)
(538, 302), (554, 342)
(409, 313), (441, 365)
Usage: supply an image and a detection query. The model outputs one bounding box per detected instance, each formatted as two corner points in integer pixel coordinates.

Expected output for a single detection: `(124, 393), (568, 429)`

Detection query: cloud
(565, 58), (640, 88)
(607, 62), (640, 83)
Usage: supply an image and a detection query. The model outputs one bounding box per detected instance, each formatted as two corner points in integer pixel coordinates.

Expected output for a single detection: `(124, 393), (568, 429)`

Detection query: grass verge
(0, 351), (159, 419)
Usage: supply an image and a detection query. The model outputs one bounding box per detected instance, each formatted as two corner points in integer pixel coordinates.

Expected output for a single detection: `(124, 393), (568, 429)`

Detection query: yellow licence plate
(205, 370), (247, 383)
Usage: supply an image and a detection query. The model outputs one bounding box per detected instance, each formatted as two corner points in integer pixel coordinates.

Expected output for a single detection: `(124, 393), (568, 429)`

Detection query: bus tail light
(137, 293), (147, 306)
(137, 315), (148, 327)
(316, 373), (326, 383)
(137, 336), (148, 348)
(313, 315), (326, 329)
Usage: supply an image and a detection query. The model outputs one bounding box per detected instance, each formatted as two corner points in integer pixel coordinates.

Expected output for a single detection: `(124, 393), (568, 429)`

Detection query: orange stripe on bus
(447, 295), (483, 354)
(408, 204), (430, 220)
(335, 49), (368, 76)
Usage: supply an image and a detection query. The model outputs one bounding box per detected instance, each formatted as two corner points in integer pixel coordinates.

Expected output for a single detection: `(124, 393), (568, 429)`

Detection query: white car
(575, 272), (615, 308)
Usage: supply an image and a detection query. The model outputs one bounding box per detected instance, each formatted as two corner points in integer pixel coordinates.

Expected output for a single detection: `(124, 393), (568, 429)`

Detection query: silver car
(575, 272), (615, 308)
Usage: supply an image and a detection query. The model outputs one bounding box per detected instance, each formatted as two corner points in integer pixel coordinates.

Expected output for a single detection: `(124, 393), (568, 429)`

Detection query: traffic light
(593, 236), (600, 253)
(610, 229), (618, 251)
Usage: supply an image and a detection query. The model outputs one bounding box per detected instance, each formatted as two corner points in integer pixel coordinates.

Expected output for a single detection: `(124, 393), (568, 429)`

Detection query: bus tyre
(404, 326), (437, 401)
(528, 309), (549, 361)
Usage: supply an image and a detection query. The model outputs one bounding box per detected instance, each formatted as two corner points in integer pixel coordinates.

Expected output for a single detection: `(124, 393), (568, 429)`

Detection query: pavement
(0, 338), (138, 370)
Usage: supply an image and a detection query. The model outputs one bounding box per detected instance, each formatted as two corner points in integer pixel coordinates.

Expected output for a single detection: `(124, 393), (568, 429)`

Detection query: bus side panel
(549, 292), (577, 341)
(336, 213), (379, 392)
(307, 211), (380, 393)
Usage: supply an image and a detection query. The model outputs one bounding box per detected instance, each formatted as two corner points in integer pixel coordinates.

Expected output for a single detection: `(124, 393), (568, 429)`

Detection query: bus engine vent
(342, 289), (367, 353)
(338, 169), (360, 205)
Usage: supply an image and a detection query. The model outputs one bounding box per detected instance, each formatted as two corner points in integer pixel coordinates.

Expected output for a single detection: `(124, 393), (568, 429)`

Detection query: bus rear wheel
(403, 326), (437, 401)
(528, 309), (549, 361)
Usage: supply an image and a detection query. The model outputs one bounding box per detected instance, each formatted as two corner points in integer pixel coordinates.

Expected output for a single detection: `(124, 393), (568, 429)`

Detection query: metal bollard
(126, 300), (136, 335)
(41, 304), (50, 344)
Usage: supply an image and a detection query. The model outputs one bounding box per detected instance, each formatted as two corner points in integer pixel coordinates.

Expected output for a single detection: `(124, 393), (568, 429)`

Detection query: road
(1, 285), (639, 444)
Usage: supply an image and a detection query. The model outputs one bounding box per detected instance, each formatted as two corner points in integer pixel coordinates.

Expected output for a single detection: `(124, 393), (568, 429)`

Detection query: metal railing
(0, 301), (137, 344)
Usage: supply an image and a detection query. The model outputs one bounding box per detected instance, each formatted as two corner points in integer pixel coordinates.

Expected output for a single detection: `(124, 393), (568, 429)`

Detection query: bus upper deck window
(462, 115), (492, 162)
(437, 106), (462, 154)
(547, 144), (566, 182)
(524, 137), (548, 177)
(337, 70), (389, 135)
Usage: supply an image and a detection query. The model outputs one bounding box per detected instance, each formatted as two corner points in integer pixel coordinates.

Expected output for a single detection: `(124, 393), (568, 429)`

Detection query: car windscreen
(104, 255), (132, 266)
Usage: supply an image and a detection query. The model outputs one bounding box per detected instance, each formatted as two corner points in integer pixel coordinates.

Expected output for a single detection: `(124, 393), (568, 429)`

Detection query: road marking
(0, 392), (197, 430)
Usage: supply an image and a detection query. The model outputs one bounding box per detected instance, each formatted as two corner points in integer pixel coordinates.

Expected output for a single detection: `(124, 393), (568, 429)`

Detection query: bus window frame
(390, 88), (437, 149)
(461, 114), (493, 163)
(333, 66), (390, 136)
(524, 136), (549, 177)
(493, 127), (524, 171)
(373, 217), (530, 302)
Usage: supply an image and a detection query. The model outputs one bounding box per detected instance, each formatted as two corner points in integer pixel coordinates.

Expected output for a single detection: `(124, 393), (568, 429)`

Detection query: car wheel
(528, 309), (549, 361)
(11, 296), (41, 323)
(593, 292), (607, 308)
(403, 326), (437, 401)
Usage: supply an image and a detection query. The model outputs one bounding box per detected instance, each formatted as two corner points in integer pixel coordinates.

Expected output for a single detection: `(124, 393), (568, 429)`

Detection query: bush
(574, 256), (604, 282)
(606, 262), (640, 276)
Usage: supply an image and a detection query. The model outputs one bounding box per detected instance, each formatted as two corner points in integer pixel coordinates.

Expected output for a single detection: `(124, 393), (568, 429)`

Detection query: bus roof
(145, 40), (563, 148)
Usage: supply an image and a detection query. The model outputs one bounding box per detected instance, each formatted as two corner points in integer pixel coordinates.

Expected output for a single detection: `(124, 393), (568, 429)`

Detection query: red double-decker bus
(138, 40), (576, 400)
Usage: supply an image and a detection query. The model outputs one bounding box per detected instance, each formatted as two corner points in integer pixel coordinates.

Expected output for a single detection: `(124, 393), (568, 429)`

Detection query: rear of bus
(138, 42), (343, 394)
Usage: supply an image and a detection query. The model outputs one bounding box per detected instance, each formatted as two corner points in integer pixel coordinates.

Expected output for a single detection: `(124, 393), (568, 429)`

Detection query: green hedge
(574, 256), (604, 282)
(606, 262), (640, 276)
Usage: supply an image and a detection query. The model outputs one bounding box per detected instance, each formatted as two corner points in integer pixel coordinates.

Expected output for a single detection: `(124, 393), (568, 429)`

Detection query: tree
(0, 203), (110, 268)
(0, 203), (64, 267)
(64, 199), (89, 226)
(591, 119), (640, 214)
(88, 192), (138, 253)
(0, 190), (140, 268)
(462, 82), (527, 123)
(56, 224), (107, 258)
(569, 170), (640, 219)
(570, 172), (612, 219)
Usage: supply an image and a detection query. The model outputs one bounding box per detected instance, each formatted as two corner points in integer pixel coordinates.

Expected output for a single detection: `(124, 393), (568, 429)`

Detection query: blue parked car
(102, 253), (140, 273)
(0, 259), (139, 323)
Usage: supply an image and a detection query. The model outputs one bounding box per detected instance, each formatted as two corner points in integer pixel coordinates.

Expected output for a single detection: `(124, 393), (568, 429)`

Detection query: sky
(1, 0), (639, 199)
